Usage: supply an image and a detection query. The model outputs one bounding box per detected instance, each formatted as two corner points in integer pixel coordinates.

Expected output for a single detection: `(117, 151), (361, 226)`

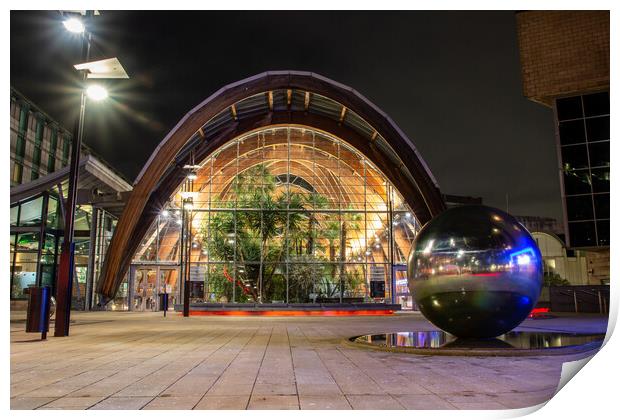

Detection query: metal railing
(550, 285), (609, 314)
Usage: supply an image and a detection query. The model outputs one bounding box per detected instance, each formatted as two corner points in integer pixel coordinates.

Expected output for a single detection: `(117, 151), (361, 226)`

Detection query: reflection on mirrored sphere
(407, 205), (543, 338)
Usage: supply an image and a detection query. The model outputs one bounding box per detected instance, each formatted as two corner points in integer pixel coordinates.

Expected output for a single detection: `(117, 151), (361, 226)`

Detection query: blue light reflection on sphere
(407, 205), (543, 339)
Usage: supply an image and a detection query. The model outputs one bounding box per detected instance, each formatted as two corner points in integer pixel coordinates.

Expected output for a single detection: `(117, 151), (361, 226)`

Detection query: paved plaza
(10, 311), (606, 410)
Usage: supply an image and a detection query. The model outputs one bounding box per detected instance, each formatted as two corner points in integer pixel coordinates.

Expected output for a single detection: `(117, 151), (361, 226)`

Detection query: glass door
(133, 267), (158, 311)
(393, 264), (414, 310)
(159, 267), (179, 310)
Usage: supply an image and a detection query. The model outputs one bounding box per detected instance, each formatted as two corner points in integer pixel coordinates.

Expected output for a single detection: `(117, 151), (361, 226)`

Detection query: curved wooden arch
(96, 71), (446, 300)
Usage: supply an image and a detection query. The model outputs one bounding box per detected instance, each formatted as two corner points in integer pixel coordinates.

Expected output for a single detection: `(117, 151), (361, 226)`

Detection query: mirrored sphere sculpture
(407, 205), (543, 338)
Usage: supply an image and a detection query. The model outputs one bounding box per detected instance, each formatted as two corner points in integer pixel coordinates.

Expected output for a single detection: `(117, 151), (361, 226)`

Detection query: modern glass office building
(9, 88), (132, 310)
(516, 11), (610, 285)
(96, 71), (447, 311)
(556, 91), (610, 248)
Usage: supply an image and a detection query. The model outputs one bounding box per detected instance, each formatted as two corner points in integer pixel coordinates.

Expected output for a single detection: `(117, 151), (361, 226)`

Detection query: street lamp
(62, 17), (85, 33)
(86, 84), (108, 101)
(54, 11), (129, 337)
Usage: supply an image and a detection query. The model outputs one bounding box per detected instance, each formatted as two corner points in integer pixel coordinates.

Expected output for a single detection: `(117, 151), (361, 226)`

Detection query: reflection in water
(354, 331), (604, 350)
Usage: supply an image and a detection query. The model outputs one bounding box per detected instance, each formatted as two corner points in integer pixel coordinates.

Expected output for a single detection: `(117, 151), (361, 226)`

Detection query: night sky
(10, 10), (560, 221)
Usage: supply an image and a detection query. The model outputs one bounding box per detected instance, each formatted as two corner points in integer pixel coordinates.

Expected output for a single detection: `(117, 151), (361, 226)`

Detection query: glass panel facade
(556, 92), (610, 248)
(133, 126), (419, 304)
(10, 192), (120, 309)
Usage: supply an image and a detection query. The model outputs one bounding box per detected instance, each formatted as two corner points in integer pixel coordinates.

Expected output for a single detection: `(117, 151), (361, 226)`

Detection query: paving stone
(195, 395), (250, 409)
(346, 394), (405, 409)
(393, 394), (456, 409)
(297, 383), (343, 395)
(10, 311), (605, 410)
(300, 395), (352, 409)
(143, 395), (202, 410)
(40, 396), (105, 409)
(252, 382), (297, 396)
(89, 396), (154, 410)
(248, 395), (300, 409)
(451, 401), (509, 410)
(10, 397), (56, 410)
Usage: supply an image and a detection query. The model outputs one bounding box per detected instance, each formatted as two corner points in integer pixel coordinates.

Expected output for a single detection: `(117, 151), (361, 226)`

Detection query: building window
(13, 104), (30, 184)
(556, 91), (610, 247)
(31, 116), (44, 180)
(61, 134), (71, 167)
(47, 128), (58, 173)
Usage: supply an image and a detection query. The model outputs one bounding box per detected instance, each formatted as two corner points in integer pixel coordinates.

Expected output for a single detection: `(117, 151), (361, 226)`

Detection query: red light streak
(184, 309), (395, 317)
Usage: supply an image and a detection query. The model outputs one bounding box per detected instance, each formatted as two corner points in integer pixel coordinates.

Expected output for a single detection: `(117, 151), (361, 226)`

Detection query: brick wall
(516, 11), (609, 106)
(585, 249), (610, 285)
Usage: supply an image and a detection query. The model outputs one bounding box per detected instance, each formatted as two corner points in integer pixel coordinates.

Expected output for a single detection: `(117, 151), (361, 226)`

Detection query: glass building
(9, 88), (132, 310)
(131, 127), (420, 308)
(555, 91), (610, 248)
(97, 71), (447, 311)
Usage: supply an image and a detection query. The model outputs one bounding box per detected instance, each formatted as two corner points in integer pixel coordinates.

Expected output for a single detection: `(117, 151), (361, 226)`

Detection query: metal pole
(573, 290), (578, 313)
(54, 18), (91, 337)
(85, 207), (99, 311)
(182, 197), (191, 317)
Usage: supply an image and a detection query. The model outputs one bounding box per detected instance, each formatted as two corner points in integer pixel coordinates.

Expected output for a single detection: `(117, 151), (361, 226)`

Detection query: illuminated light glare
(176, 219), (182, 225)
(187, 171), (198, 181)
(365, 250), (372, 256)
(86, 85), (108, 101)
(161, 210), (169, 217)
(405, 212), (412, 218)
(63, 17), (85, 33)
(423, 240), (434, 255)
(517, 254), (531, 265)
(175, 210), (180, 216)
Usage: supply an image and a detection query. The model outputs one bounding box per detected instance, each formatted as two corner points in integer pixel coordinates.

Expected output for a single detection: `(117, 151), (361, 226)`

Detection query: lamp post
(54, 12), (128, 337)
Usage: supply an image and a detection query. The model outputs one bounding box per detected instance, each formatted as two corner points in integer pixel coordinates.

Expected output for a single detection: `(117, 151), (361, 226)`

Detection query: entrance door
(131, 266), (180, 311)
(133, 268), (158, 311)
(393, 264), (415, 310)
(159, 268), (179, 310)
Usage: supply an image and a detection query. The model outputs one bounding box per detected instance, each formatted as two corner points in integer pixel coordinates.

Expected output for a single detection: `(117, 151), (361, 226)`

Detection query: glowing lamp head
(63, 17), (85, 33)
(86, 84), (108, 101)
(187, 171), (198, 181)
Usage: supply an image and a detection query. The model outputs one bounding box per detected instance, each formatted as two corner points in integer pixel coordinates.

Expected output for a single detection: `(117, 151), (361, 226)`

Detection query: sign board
(189, 265), (206, 282)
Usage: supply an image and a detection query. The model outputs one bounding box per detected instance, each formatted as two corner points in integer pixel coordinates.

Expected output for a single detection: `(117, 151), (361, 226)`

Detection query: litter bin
(159, 293), (169, 316)
(26, 286), (51, 340)
(159, 293), (169, 311)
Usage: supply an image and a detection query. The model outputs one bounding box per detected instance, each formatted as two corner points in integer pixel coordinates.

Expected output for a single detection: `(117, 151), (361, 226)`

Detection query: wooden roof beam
(267, 91), (273, 111)
(304, 91), (310, 111)
(339, 106), (347, 123)
(230, 104), (238, 121)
